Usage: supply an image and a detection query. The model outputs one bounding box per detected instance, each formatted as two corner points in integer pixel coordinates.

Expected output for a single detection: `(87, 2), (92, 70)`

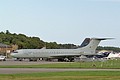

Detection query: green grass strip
(0, 71), (120, 80)
(0, 60), (120, 69)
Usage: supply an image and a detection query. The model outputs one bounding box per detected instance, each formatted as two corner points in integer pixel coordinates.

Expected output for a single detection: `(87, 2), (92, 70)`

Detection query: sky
(0, 0), (120, 47)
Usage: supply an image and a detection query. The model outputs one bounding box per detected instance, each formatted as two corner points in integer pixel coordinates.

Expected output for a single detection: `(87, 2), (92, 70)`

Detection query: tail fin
(79, 38), (112, 55)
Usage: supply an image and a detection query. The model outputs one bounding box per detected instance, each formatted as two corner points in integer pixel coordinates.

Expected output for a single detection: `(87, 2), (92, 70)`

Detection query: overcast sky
(0, 0), (120, 47)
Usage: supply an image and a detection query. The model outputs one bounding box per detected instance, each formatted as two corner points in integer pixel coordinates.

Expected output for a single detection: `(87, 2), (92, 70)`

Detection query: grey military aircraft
(11, 38), (110, 61)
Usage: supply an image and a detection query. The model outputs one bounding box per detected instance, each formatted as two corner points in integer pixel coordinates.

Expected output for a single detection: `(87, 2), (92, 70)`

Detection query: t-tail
(78, 38), (113, 55)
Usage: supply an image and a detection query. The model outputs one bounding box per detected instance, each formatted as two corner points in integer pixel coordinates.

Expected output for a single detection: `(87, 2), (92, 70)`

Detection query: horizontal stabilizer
(91, 38), (114, 40)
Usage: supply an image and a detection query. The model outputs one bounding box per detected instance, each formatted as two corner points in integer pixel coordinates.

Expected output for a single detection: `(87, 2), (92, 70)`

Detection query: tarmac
(0, 60), (60, 65)
(0, 68), (120, 74)
(0, 60), (120, 74)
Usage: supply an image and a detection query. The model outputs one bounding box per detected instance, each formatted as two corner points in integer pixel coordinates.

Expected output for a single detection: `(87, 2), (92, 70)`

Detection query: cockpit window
(12, 51), (18, 53)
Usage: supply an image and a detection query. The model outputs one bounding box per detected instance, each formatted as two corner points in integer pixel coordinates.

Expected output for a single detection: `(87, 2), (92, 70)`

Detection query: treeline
(0, 30), (120, 52)
(97, 46), (120, 52)
(0, 30), (77, 49)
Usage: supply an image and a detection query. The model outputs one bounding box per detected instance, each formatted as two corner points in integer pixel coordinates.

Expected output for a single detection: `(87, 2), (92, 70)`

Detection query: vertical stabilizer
(78, 38), (111, 55)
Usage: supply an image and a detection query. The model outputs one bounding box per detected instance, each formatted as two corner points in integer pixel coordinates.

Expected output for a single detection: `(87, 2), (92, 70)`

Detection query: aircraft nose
(10, 53), (15, 57)
(11, 52), (18, 57)
(11, 53), (16, 57)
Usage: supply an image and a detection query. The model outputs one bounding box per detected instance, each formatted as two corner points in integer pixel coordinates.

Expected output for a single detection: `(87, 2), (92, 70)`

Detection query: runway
(0, 68), (120, 74)
(0, 60), (120, 74)
(0, 60), (67, 65)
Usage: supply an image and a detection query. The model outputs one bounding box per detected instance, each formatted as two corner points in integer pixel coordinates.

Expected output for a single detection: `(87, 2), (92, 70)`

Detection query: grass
(0, 59), (120, 68)
(0, 71), (120, 80)
(0, 60), (120, 80)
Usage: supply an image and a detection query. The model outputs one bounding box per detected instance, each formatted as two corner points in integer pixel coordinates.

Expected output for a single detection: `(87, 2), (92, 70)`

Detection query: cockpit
(12, 50), (18, 53)
(11, 50), (19, 57)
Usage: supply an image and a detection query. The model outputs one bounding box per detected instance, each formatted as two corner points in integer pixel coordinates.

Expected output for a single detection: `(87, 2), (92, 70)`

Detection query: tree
(6, 30), (11, 34)
(0, 38), (2, 43)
